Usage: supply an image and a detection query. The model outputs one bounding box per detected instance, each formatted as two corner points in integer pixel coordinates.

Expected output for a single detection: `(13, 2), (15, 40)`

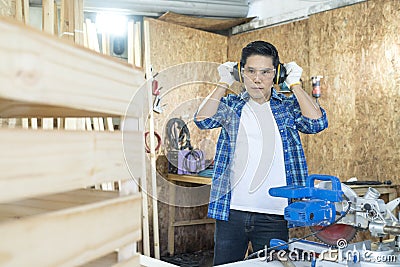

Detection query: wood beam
(0, 193), (141, 266)
(0, 18), (145, 118)
(0, 128), (143, 202)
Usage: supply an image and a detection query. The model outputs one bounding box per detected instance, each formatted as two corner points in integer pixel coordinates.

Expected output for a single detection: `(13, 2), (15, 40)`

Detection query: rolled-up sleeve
(194, 96), (230, 130)
(296, 107), (328, 134)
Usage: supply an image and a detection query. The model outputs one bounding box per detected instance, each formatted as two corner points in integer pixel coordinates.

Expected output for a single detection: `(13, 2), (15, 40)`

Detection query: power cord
(165, 118), (192, 151)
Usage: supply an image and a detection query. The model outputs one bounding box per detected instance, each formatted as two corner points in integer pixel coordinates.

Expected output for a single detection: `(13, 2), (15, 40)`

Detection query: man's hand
(217, 61), (236, 86)
(284, 62), (303, 88)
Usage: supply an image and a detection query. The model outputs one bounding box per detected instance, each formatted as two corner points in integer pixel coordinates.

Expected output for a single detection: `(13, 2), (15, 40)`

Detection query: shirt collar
(238, 87), (283, 102)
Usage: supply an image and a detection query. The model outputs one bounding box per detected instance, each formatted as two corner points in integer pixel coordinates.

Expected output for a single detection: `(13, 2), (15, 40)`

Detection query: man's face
(242, 55), (275, 103)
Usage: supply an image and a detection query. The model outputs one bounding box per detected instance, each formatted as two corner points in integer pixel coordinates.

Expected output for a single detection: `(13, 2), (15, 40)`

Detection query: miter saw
(265, 174), (400, 266)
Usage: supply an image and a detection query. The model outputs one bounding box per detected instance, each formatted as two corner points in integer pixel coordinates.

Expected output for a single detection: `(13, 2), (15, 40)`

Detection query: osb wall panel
(307, 0), (400, 182)
(228, 0), (399, 185)
(147, 18), (227, 256)
(0, 0), (14, 17)
(147, 18), (227, 159)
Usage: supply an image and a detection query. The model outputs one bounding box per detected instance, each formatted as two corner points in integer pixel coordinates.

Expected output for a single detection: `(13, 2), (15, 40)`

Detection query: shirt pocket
(285, 117), (302, 147)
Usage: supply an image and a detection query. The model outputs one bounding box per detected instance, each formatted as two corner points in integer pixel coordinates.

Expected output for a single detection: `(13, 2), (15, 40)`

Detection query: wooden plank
(14, 0), (22, 22)
(0, 194), (141, 267)
(23, 0), (29, 24)
(74, 0), (84, 46)
(0, 189), (118, 221)
(158, 11), (255, 31)
(127, 20), (134, 66)
(80, 253), (140, 267)
(0, 128), (143, 202)
(60, 0), (74, 42)
(134, 21), (142, 68)
(143, 19), (160, 259)
(53, 0), (58, 35)
(140, 255), (178, 267)
(42, 0), (54, 34)
(0, 17), (145, 118)
(123, 116), (150, 257)
(0, 98), (117, 117)
(168, 174), (212, 185)
(173, 218), (215, 227)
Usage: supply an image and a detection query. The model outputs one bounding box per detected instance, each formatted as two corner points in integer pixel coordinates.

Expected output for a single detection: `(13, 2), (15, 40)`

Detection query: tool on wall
(311, 76), (323, 103)
(151, 74), (166, 114)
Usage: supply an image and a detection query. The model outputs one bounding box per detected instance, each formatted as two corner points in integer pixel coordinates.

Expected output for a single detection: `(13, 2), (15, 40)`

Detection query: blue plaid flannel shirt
(194, 88), (328, 221)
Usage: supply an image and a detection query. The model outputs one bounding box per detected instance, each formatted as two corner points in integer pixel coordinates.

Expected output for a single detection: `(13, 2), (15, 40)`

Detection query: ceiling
(29, 0), (364, 33)
(29, 0), (333, 18)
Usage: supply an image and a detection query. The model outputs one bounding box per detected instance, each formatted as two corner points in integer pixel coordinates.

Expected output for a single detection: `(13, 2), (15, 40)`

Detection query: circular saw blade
(311, 181), (358, 246)
(311, 224), (357, 247)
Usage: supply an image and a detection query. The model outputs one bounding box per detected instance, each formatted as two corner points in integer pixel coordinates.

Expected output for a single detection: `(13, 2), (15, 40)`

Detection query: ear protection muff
(274, 63), (287, 85)
(233, 61), (287, 85)
(232, 62), (243, 83)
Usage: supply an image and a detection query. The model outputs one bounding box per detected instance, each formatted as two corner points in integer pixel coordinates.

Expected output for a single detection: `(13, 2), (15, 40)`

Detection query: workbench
(167, 174), (214, 255)
(167, 174), (398, 256)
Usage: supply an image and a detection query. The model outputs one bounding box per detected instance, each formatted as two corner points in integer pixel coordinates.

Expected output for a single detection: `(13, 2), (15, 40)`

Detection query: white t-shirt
(230, 99), (288, 215)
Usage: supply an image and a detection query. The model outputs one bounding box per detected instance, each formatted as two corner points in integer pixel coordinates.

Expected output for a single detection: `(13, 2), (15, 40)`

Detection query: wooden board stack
(0, 17), (146, 266)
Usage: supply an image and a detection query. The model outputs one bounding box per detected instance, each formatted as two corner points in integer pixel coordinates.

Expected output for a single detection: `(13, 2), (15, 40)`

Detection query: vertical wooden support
(16, 0), (31, 23)
(42, 118), (54, 130)
(74, 0), (83, 46)
(167, 181), (176, 255)
(85, 19), (100, 52)
(42, 0), (54, 34)
(134, 22), (142, 68)
(101, 33), (110, 55)
(143, 19), (160, 259)
(15, 0), (23, 21)
(53, 1), (58, 35)
(127, 19), (150, 257)
(139, 116), (150, 257)
(60, 0), (74, 42)
(118, 117), (140, 261)
(128, 20), (135, 66)
(23, 0), (29, 24)
(42, 0), (55, 131)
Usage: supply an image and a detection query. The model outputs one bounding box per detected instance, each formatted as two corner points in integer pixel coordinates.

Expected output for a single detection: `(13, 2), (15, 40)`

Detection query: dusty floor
(161, 250), (214, 267)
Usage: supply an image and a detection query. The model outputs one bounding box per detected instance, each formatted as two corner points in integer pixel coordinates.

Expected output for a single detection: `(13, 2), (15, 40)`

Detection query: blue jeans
(213, 209), (288, 266)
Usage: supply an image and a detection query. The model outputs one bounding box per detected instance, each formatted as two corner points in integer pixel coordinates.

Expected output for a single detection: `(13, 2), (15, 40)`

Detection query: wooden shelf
(0, 17), (145, 118)
(0, 189), (141, 266)
(0, 17), (144, 266)
(0, 128), (143, 203)
(168, 174), (211, 185)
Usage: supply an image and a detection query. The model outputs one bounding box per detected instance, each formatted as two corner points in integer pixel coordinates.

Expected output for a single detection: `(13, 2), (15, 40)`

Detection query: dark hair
(240, 41), (280, 69)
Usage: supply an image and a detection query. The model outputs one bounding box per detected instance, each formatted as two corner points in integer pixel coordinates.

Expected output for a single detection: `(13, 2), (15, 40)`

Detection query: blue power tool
(269, 174), (344, 228)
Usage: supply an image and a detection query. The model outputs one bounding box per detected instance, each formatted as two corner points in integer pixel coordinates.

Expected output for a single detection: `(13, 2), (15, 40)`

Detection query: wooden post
(15, 0), (29, 23)
(74, 0), (83, 46)
(143, 19), (160, 259)
(53, 1), (58, 35)
(60, 0), (74, 42)
(42, 0), (54, 34)
(134, 21), (142, 68)
(15, 0), (23, 21)
(128, 20), (135, 66)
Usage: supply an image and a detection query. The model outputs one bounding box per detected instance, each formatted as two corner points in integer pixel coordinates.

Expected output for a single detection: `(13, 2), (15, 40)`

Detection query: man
(194, 41), (328, 265)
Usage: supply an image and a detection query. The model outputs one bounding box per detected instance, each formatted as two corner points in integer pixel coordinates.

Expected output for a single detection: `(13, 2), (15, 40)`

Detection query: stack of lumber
(0, 17), (146, 266)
